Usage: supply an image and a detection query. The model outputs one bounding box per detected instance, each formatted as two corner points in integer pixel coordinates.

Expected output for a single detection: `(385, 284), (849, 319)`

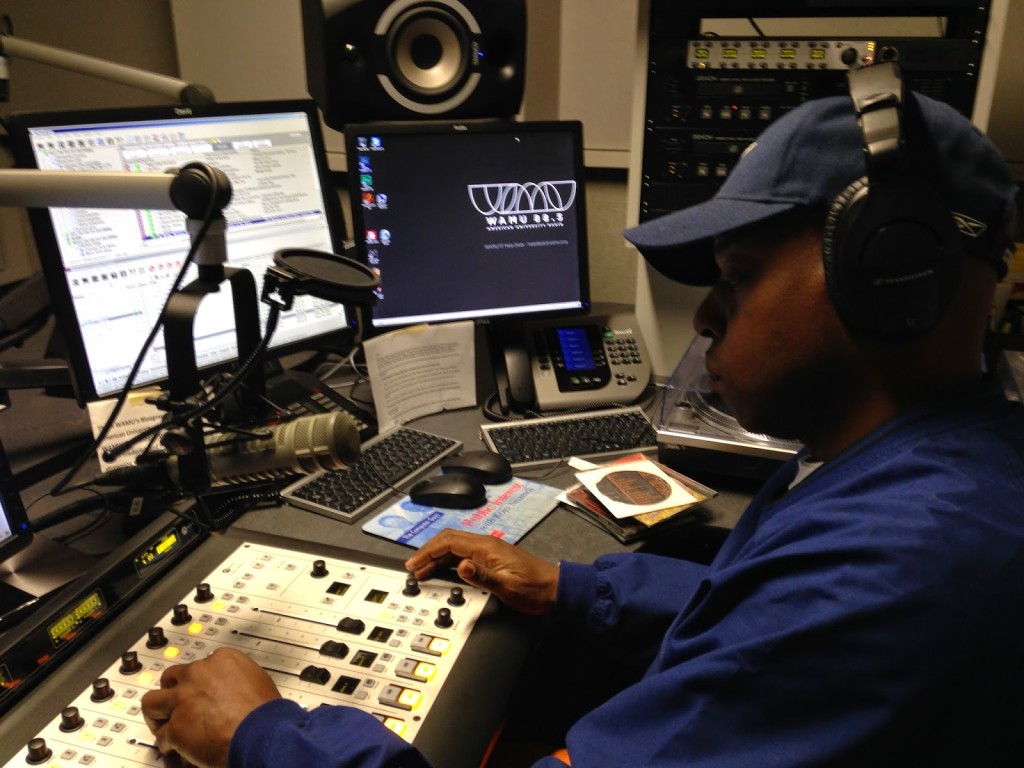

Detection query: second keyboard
(481, 406), (659, 470)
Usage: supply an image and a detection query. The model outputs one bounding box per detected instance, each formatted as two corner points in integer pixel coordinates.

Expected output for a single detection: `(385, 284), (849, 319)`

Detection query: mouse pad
(362, 477), (562, 548)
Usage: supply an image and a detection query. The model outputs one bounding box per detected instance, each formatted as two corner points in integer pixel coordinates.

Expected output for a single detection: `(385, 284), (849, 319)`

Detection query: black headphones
(822, 61), (964, 338)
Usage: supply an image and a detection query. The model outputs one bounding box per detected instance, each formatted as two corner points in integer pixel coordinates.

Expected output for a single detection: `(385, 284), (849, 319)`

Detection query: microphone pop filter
(272, 248), (380, 305)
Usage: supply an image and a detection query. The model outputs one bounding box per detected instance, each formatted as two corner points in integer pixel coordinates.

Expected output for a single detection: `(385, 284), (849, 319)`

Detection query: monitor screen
(344, 120), (590, 330)
(7, 100), (351, 403)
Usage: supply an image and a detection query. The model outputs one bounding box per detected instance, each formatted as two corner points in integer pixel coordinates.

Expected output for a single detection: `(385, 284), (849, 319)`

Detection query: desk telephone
(500, 311), (652, 412)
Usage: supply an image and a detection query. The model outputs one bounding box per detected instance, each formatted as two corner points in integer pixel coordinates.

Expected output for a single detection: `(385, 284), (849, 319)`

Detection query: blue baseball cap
(624, 91), (1017, 286)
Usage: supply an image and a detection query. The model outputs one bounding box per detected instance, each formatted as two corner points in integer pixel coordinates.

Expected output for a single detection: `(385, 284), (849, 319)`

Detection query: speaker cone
(388, 8), (471, 96)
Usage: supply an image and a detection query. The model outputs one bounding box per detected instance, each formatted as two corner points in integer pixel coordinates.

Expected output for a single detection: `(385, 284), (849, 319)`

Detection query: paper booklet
(362, 477), (562, 549)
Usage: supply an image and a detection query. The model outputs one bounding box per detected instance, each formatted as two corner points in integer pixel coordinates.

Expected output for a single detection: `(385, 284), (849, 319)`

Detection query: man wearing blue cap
(141, 64), (1024, 767)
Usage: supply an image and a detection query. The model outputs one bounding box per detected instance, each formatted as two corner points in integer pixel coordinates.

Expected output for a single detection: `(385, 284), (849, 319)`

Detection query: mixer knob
(146, 626), (168, 648)
(447, 587), (465, 606)
(59, 706), (85, 732)
(195, 583), (214, 603)
(435, 607), (453, 629)
(91, 677), (114, 702)
(311, 559), (329, 578)
(403, 577), (420, 597)
(120, 650), (143, 674)
(171, 603), (193, 625)
(25, 737), (52, 765)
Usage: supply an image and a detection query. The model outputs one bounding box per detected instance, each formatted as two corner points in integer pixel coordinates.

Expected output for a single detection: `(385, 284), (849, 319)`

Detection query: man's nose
(693, 283), (729, 339)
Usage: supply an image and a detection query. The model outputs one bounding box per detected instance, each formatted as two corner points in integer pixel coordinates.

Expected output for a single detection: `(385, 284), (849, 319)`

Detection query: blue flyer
(362, 477), (562, 548)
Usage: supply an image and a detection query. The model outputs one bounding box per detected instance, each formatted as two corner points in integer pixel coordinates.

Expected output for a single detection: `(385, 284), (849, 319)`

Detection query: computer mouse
(409, 473), (488, 510)
(441, 450), (513, 485)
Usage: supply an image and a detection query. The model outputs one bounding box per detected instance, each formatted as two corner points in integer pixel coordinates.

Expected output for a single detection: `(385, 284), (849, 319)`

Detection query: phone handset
(498, 341), (536, 414)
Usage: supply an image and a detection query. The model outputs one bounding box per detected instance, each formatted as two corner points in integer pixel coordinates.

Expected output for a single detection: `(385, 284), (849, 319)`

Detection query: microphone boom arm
(0, 33), (215, 105)
(0, 165), (265, 494)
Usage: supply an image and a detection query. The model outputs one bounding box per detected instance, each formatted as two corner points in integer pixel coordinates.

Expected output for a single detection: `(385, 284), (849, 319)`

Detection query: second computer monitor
(345, 120), (591, 330)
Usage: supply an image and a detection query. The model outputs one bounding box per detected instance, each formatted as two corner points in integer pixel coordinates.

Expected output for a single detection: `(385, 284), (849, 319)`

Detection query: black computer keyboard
(281, 426), (462, 523)
(480, 406), (659, 470)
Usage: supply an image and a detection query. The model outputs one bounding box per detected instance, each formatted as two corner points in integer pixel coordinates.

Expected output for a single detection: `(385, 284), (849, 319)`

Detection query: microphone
(96, 411), (361, 489)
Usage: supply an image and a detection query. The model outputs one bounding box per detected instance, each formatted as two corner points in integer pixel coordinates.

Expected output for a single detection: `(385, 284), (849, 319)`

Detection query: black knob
(59, 706), (85, 732)
(146, 626), (168, 649)
(25, 738), (51, 765)
(120, 650), (142, 674)
(447, 587), (465, 606)
(91, 678), (114, 702)
(403, 577), (420, 597)
(195, 583), (213, 603)
(435, 607), (453, 629)
(311, 560), (329, 579)
(171, 604), (192, 625)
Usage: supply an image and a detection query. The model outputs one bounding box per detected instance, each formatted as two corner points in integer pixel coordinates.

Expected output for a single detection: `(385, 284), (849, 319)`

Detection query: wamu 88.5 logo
(468, 180), (576, 228)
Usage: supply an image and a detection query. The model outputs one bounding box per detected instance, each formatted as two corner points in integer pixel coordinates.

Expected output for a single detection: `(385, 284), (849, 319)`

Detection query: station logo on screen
(468, 180), (576, 232)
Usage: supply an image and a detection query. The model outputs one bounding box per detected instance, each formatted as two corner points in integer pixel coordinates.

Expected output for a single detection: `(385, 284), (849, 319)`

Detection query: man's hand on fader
(405, 529), (559, 616)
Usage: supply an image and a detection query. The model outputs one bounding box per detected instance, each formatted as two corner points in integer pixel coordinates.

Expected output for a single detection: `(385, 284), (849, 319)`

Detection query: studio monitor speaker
(302, 0), (526, 129)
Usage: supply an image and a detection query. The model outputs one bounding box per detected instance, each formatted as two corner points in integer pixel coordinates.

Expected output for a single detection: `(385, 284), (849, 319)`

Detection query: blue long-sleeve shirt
(231, 379), (1024, 767)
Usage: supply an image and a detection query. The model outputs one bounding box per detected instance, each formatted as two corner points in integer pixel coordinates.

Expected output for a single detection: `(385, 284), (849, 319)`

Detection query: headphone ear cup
(822, 177), (962, 338)
(822, 177), (869, 333)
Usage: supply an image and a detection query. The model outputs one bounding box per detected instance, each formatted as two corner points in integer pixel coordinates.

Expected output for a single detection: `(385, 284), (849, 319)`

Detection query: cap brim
(625, 199), (796, 286)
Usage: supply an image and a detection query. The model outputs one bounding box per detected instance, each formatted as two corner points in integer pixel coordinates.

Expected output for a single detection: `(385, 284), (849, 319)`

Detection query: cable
(99, 301), (282, 467)
(49, 169), (225, 497)
(27, 486), (109, 531)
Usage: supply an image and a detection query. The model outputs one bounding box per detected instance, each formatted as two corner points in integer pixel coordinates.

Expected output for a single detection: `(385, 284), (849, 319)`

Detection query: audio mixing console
(0, 535), (520, 768)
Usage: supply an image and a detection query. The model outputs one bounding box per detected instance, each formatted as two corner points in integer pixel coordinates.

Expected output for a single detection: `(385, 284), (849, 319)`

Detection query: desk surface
(3, 363), (750, 568)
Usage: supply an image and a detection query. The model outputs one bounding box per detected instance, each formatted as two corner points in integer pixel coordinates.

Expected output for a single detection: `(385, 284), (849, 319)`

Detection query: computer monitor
(6, 99), (352, 404)
(344, 119), (590, 331)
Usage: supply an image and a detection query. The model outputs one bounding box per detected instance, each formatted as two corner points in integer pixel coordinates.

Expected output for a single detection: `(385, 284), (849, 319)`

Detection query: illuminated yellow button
(211, 600), (226, 611)
(396, 658), (436, 683)
(414, 662), (436, 681)
(410, 633), (449, 656)
(188, 623), (203, 635)
(398, 688), (422, 710)
(138, 672), (156, 686)
(379, 684), (423, 711)
(382, 717), (407, 737)
(163, 646), (181, 660)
